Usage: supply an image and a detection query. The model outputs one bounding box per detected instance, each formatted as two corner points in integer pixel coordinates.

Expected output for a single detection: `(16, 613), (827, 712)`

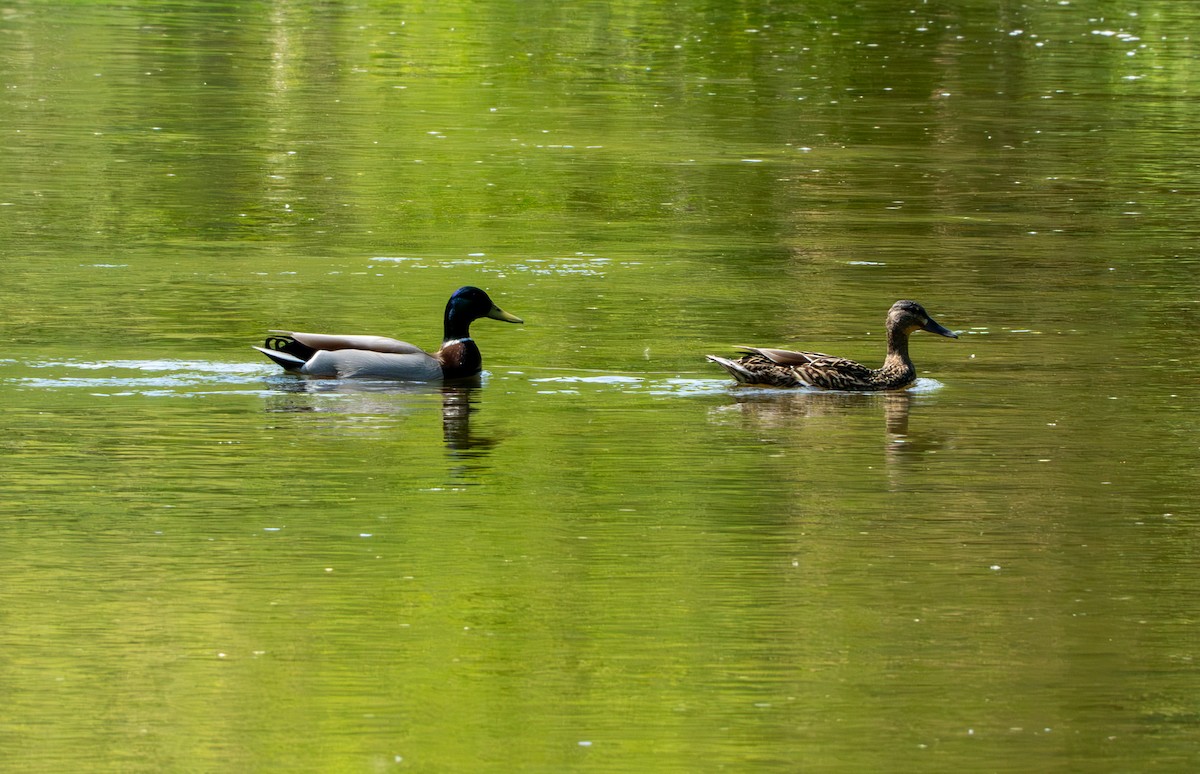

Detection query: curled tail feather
(254, 334), (318, 372)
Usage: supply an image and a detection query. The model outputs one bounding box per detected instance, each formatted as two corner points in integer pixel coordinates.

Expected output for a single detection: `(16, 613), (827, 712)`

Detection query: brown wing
(734, 347), (880, 389)
(735, 346), (839, 366)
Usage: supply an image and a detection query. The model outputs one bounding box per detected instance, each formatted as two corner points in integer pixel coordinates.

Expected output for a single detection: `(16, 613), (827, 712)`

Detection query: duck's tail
(705, 354), (758, 385)
(254, 335), (315, 372)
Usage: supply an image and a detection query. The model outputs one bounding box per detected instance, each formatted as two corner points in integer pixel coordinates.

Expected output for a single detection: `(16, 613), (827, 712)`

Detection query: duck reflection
(263, 376), (497, 460)
(710, 389), (946, 464)
(437, 384), (498, 459)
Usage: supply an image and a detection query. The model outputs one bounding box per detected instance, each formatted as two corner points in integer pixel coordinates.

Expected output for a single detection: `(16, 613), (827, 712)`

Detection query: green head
(444, 286), (523, 340)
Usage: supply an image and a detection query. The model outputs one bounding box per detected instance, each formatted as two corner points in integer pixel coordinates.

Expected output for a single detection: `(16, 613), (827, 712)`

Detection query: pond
(1, 1), (1198, 771)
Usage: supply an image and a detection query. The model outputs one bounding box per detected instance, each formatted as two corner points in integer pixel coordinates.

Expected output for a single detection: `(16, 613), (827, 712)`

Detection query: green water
(3, 1), (1199, 771)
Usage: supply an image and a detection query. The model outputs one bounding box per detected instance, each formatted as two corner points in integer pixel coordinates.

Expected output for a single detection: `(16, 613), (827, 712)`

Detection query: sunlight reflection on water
(8, 360), (272, 394)
(528, 374), (945, 396)
(8, 360), (947, 400)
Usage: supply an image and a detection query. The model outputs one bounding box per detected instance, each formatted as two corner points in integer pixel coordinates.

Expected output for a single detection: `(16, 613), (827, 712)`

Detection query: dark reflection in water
(437, 385), (498, 460)
(262, 377), (498, 461)
(714, 387), (911, 430)
(712, 388), (950, 471)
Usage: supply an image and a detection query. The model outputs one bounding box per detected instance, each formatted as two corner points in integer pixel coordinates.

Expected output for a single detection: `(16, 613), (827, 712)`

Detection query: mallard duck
(254, 286), (522, 381)
(706, 300), (957, 391)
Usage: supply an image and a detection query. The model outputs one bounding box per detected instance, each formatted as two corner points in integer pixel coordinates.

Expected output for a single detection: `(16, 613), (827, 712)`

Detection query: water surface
(2, 1), (1199, 772)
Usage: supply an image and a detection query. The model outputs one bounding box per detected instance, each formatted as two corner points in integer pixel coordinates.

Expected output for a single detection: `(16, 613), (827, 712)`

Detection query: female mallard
(254, 286), (522, 381)
(707, 300), (957, 391)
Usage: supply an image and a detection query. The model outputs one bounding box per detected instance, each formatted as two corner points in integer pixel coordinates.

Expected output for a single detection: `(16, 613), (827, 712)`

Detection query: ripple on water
(8, 359), (276, 396)
(526, 375), (944, 396)
(529, 374), (729, 396)
(8, 360), (947, 399)
(369, 253), (621, 278)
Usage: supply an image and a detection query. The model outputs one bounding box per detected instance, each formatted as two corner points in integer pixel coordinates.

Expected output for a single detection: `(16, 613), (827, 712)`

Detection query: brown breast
(437, 338), (484, 380)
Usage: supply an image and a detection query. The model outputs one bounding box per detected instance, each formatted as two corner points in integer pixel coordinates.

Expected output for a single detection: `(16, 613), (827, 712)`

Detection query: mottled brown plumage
(707, 300), (957, 391)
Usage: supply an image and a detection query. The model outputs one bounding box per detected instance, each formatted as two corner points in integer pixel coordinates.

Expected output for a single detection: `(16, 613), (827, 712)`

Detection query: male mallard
(706, 300), (957, 391)
(254, 286), (522, 381)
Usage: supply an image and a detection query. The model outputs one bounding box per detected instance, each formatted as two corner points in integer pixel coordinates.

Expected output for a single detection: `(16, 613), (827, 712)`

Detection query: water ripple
(6, 359), (275, 395)
(525, 374), (943, 396)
